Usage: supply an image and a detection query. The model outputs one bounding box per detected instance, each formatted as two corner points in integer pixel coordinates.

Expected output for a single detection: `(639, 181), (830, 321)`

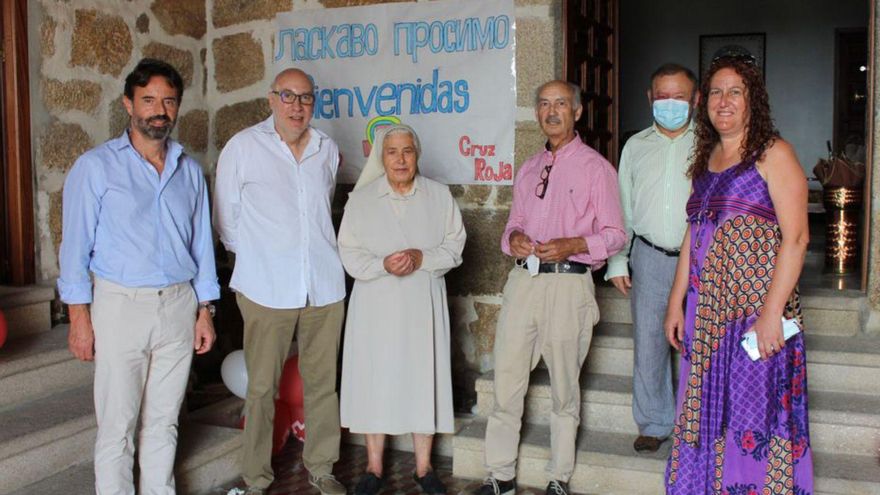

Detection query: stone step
(474, 370), (880, 456)
(0, 325), (93, 408)
(2, 401), (241, 495)
(585, 323), (880, 396)
(594, 285), (866, 337)
(0, 385), (96, 494)
(453, 418), (880, 495)
(7, 464), (94, 495)
(175, 422), (242, 494)
(188, 391), (466, 461)
(0, 285), (54, 338)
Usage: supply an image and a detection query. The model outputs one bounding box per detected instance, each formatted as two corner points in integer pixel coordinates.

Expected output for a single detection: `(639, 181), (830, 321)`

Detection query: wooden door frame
(1, 0), (35, 285)
(561, 0), (620, 166)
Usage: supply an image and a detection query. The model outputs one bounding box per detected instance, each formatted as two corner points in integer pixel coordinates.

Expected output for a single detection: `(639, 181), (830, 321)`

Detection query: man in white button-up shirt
(605, 63), (698, 455)
(214, 68), (346, 495)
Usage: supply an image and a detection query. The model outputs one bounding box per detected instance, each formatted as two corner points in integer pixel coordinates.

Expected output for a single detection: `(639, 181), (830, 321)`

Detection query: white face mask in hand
(526, 254), (540, 277)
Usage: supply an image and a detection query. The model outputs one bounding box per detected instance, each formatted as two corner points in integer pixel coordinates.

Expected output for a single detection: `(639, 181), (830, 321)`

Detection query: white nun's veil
(353, 123), (422, 191)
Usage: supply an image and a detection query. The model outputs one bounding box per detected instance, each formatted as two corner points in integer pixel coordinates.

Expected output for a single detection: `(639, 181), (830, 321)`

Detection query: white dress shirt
(214, 116), (345, 309)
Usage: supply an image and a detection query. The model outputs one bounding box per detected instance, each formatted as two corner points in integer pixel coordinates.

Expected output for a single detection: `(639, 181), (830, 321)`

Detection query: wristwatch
(199, 302), (216, 318)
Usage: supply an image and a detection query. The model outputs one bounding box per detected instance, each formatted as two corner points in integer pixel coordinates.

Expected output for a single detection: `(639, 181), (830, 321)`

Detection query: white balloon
(221, 350), (248, 399)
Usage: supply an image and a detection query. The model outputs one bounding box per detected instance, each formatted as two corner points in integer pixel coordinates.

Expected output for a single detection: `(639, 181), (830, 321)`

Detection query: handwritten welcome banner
(275, 0), (516, 185)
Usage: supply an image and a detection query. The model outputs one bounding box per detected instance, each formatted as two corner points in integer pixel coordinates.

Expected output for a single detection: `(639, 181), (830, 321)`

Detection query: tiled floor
(212, 440), (548, 495)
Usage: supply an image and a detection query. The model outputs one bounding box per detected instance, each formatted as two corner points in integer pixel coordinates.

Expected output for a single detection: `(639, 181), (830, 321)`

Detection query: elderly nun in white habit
(338, 123), (466, 495)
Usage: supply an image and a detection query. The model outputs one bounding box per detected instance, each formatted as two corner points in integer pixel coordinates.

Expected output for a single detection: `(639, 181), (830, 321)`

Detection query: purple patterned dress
(665, 162), (814, 495)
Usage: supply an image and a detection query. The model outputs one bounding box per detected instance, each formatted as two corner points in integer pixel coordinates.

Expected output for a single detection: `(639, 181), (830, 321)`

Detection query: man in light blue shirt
(606, 63), (698, 454)
(58, 58), (219, 494)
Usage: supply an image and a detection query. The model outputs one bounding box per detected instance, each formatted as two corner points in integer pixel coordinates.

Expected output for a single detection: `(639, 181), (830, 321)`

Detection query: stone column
(865, 1), (880, 331)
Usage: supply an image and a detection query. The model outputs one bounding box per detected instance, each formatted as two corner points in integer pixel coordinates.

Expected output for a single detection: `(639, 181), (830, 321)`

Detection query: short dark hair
(649, 63), (697, 93)
(124, 58), (184, 101)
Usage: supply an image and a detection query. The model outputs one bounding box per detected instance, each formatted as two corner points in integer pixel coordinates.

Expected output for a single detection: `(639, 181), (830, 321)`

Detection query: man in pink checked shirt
(475, 80), (626, 495)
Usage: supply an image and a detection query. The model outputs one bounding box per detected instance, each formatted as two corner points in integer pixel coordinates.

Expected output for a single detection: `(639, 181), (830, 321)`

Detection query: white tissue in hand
(526, 254), (540, 277)
(740, 317), (801, 361)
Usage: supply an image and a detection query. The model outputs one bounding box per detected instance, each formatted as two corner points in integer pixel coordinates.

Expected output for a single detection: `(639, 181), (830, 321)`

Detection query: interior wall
(619, 0), (868, 177)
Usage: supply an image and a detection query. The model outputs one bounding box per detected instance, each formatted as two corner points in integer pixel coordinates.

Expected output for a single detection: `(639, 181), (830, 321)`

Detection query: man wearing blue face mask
(606, 63), (698, 454)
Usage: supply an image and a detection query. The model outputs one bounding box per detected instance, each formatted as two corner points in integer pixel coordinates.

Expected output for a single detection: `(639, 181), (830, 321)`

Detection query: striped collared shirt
(605, 122), (695, 279)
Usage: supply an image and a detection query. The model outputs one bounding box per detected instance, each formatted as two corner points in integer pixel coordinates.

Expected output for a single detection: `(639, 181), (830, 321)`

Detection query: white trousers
(91, 277), (196, 495)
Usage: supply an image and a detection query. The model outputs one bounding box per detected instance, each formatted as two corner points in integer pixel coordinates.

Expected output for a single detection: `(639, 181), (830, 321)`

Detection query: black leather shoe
(354, 472), (383, 495)
(413, 470), (447, 494)
(633, 435), (664, 453)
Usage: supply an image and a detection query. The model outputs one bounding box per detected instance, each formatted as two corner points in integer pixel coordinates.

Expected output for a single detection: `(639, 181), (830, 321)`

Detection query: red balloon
(238, 399), (299, 453)
(278, 355), (306, 443)
(0, 310), (6, 349)
(239, 355), (306, 454)
(278, 355), (304, 410)
(290, 405), (306, 442)
(272, 399), (292, 454)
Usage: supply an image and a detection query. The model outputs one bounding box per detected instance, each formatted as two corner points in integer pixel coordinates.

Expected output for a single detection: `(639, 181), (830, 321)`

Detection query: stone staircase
(452, 284), (880, 495)
(0, 286), (242, 495)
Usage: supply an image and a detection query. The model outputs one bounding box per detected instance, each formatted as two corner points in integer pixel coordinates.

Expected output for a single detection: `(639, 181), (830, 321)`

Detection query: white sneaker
(227, 487), (264, 495)
(309, 473), (347, 495)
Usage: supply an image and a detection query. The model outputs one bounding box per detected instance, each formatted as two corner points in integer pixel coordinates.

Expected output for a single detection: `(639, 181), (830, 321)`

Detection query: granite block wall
(29, 0), (564, 406)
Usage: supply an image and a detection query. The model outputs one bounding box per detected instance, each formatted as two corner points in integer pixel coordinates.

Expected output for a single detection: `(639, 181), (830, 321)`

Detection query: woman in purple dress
(663, 53), (814, 494)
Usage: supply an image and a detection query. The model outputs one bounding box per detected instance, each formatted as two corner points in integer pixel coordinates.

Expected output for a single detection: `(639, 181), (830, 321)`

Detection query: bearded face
(123, 76), (180, 142)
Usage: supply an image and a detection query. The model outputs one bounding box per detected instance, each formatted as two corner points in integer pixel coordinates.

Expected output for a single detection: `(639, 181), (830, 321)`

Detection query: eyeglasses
(535, 160), (554, 199)
(271, 90), (315, 106)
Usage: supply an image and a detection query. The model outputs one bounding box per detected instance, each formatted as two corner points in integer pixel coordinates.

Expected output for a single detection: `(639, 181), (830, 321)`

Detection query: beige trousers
(91, 277), (197, 495)
(236, 294), (345, 489)
(484, 267), (600, 483)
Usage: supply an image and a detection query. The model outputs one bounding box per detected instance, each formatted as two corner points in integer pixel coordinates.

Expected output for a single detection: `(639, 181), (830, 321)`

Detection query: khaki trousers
(91, 277), (197, 495)
(484, 267), (599, 483)
(236, 294), (344, 489)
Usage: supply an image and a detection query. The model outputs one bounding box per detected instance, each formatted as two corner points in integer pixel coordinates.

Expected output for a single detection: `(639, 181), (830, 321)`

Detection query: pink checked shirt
(501, 136), (626, 269)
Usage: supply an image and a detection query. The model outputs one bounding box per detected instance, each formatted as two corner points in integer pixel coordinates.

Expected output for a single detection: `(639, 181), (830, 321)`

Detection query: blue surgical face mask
(652, 98), (691, 131)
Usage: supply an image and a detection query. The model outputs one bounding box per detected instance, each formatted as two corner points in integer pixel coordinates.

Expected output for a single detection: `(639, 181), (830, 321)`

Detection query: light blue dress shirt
(58, 131), (220, 305)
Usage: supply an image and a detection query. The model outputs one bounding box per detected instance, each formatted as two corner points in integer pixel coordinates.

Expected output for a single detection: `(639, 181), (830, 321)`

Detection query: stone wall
(32, 0), (210, 283)
(28, 0), (562, 406)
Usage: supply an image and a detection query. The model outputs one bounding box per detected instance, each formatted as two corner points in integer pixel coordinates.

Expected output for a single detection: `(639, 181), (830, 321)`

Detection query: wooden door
(833, 28), (868, 156)
(1, 0), (35, 284)
(563, 0), (618, 166)
(0, 21), (8, 283)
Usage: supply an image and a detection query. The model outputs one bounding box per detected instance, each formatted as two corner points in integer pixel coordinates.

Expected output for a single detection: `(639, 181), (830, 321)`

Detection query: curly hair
(689, 57), (779, 178)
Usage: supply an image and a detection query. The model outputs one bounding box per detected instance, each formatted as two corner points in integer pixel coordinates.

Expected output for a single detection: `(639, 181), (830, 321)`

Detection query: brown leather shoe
(633, 435), (663, 453)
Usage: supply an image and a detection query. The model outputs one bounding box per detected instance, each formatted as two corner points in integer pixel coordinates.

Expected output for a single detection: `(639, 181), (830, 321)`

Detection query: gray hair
(534, 80), (582, 111)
